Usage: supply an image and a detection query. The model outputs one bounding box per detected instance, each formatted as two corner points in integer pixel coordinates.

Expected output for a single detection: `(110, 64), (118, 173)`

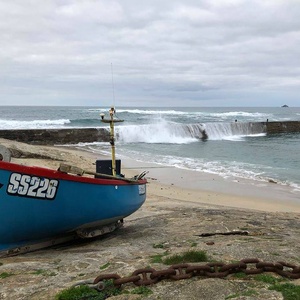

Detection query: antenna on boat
(111, 63), (116, 107)
(100, 65), (124, 177)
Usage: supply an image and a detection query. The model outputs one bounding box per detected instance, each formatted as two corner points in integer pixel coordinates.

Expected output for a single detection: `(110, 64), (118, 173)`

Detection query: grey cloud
(0, 0), (299, 106)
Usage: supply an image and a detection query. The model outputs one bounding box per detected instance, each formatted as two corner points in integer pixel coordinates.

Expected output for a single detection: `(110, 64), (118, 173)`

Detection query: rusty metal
(89, 258), (300, 293)
(168, 264), (192, 280)
(276, 261), (300, 279)
(114, 275), (141, 286)
(93, 273), (122, 287)
(132, 268), (159, 286)
(206, 262), (229, 278)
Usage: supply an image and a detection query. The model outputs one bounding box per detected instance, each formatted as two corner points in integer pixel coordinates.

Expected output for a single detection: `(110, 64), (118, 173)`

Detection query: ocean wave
(113, 121), (266, 143)
(86, 108), (108, 113)
(116, 109), (186, 115)
(69, 118), (102, 127)
(85, 108), (187, 115)
(115, 123), (198, 144)
(209, 111), (270, 118)
(112, 148), (300, 191)
(222, 133), (267, 141)
(0, 118), (71, 129)
(82, 108), (278, 125)
(204, 122), (266, 140)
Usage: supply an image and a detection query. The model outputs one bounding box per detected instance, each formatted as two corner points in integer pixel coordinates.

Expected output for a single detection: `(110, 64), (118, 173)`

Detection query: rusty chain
(92, 258), (300, 291)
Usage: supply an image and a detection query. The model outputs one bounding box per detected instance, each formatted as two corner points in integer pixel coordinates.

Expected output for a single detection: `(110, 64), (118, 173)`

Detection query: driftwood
(196, 230), (249, 237)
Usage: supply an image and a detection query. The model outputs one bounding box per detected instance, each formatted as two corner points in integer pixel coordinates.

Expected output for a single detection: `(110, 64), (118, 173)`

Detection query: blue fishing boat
(0, 107), (147, 256)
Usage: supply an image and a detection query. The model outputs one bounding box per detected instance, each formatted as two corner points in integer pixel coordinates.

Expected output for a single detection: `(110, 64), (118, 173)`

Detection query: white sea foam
(116, 109), (186, 115)
(115, 122), (198, 144)
(113, 120), (267, 143)
(204, 122), (266, 140)
(209, 111), (270, 118)
(115, 148), (296, 189)
(0, 119), (71, 129)
(110, 148), (268, 183)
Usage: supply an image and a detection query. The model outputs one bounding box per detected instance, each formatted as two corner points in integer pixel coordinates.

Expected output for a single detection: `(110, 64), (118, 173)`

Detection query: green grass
(0, 272), (14, 279)
(253, 274), (283, 285)
(269, 283), (300, 300)
(150, 253), (165, 264)
(130, 286), (153, 296)
(99, 263), (110, 270)
(162, 250), (208, 265)
(153, 243), (165, 249)
(253, 274), (299, 300)
(55, 286), (105, 300)
(55, 280), (121, 300)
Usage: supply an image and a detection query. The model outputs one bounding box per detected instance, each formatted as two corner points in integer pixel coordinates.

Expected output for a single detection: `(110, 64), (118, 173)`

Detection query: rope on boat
(58, 163), (147, 183)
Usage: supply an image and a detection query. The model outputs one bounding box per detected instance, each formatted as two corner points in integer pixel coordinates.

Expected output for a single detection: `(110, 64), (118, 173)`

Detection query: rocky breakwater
(0, 128), (109, 145)
(265, 121), (300, 134)
(0, 121), (300, 146)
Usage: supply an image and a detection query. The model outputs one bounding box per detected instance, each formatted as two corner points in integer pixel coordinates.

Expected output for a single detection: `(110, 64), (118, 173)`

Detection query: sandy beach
(0, 138), (299, 299)
(1, 137), (299, 213)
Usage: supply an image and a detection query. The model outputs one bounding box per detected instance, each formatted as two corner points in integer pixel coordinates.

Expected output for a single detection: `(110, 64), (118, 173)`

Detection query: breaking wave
(0, 118), (71, 129)
(115, 121), (266, 143)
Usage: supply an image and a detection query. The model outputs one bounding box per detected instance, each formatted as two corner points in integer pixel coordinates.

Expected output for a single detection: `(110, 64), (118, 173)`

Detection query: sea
(1, 106), (300, 194)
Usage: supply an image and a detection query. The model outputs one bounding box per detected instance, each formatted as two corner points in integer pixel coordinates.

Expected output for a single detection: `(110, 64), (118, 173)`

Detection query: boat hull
(0, 161), (146, 252)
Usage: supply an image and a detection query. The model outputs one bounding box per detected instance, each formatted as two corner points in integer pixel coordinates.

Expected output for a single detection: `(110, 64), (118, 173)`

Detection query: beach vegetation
(55, 280), (121, 300)
(55, 285), (104, 300)
(125, 286), (153, 296)
(100, 263), (110, 270)
(150, 252), (167, 264)
(190, 241), (197, 247)
(269, 283), (300, 300)
(0, 272), (14, 279)
(153, 243), (165, 249)
(253, 274), (285, 285)
(252, 274), (299, 300)
(162, 250), (208, 265)
(231, 272), (247, 279)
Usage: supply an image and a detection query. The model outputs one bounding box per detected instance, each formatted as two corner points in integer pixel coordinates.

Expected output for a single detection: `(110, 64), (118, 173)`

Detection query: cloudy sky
(1, 0), (300, 107)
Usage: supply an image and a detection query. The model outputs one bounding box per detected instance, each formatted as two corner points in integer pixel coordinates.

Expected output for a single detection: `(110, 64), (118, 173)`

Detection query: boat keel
(0, 220), (123, 257)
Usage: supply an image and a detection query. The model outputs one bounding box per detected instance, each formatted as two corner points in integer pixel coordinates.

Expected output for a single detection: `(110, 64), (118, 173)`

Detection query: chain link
(91, 258), (300, 291)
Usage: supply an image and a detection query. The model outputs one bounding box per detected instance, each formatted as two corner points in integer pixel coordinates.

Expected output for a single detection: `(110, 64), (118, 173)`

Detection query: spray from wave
(115, 121), (198, 144)
(115, 120), (266, 143)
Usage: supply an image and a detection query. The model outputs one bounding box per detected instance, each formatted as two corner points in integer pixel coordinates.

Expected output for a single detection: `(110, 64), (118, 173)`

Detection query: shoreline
(123, 157), (300, 213)
(1, 138), (300, 299)
(1, 138), (299, 213)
